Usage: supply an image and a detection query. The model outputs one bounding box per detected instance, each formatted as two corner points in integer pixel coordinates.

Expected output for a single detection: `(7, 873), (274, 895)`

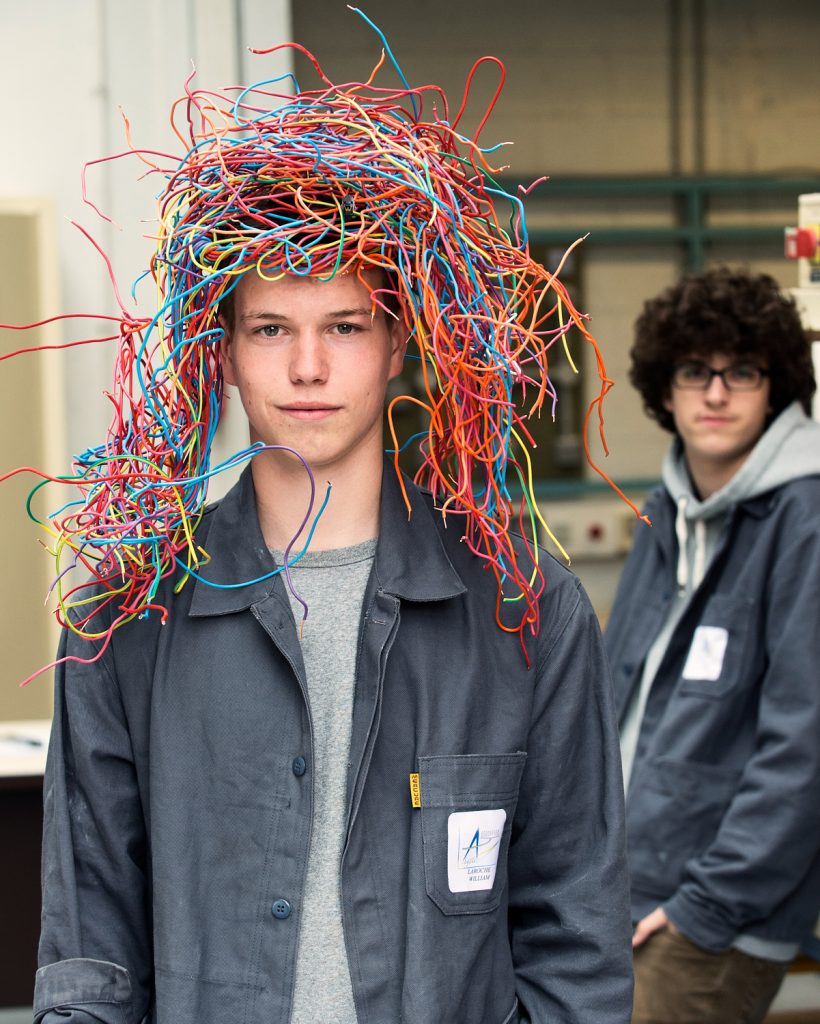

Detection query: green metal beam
(499, 173), (820, 271)
(501, 174), (820, 196)
(528, 226), (788, 246)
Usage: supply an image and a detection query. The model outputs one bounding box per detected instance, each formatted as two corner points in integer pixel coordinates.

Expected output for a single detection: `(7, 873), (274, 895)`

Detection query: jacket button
(271, 899), (292, 920)
(292, 756), (307, 777)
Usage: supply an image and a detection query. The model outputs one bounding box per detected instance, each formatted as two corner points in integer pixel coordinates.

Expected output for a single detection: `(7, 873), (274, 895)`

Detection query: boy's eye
(678, 362), (708, 382)
(335, 322), (358, 335)
(258, 324), (281, 338)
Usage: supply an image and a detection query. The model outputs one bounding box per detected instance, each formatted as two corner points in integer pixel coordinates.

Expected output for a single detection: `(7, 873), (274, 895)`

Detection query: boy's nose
(289, 336), (328, 384)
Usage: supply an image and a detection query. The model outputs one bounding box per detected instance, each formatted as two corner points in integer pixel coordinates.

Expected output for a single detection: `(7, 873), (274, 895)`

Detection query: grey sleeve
(508, 581), (633, 1023)
(34, 959), (138, 1023)
(35, 628), (152, 1023)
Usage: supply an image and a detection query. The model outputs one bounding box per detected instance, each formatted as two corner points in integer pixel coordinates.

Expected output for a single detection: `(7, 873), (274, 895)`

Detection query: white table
(0, 719), (50, 778)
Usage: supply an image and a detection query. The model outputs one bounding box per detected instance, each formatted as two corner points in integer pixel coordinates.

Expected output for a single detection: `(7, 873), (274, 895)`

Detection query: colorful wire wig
(2, 9), (643, 676)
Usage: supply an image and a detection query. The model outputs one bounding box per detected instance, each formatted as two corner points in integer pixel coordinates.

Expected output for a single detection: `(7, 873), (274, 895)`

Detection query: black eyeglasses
(671, 361), (769, 392)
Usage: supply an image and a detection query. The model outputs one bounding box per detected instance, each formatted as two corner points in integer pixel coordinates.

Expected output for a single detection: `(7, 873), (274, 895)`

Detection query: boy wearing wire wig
(32, 19), (632, 1024)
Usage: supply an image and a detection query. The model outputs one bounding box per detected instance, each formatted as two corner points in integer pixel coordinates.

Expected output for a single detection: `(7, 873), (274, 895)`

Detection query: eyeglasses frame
(670, 361), (770, 392)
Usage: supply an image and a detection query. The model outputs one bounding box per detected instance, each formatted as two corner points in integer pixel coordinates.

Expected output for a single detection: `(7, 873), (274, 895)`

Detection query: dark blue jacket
(35, 465), (632, 1023)
(606, 476), (820, 952)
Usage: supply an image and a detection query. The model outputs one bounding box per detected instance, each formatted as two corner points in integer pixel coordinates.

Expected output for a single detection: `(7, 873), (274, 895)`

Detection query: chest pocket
(418, 752), (526, 916)
(678, 594), (757, 699)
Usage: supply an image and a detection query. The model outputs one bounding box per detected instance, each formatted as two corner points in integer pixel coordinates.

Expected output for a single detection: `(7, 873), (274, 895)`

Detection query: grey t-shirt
(271, 538), (376, 1024)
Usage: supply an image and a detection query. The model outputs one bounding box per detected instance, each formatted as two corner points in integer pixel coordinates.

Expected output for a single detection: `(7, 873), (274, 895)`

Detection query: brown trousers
(632, 927), (789, 1024)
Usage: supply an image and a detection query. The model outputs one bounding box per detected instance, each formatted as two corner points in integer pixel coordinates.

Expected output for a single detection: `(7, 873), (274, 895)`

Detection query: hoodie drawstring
(692, 519), (706, 589)
(675, 496), (707, 592)
(675, 497), (688, 591)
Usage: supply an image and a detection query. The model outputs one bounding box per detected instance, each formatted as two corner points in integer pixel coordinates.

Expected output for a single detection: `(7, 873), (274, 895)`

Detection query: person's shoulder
(417, 485), (579, 583)
(76, 498), (224, 639)
(507, 528), (598, 652)
(195, 492), (222, 529)
(775, 472), (820, 498)
(633, 481), (671, 522)
(645, 480), (670, 507)
(766, 476), (820, 547)
(414, 483), (587, 620)
(748, 473), (820, 519)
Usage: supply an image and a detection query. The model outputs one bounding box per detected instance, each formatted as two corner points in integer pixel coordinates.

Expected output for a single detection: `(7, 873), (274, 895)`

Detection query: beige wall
(293, 1), (820, 175)
(0, 202), (63, 718)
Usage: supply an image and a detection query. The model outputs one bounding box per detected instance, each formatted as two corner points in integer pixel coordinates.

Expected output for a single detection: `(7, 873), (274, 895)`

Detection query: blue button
(271, 899), (292, 920)
(292, 756), (307, 777)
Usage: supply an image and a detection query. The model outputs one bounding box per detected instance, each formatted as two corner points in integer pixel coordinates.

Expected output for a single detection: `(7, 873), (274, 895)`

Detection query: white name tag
(682, 626), (729, 681)
(447, 809), (507, 893)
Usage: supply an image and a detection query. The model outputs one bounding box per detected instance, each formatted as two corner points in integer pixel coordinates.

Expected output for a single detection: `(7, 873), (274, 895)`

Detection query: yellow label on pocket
(409, 772), (421, 808)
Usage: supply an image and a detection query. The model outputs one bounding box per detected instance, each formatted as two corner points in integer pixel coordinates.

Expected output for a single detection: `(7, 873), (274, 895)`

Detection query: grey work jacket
(605, 477), (820, 952)
(36, 465), (632, 1023)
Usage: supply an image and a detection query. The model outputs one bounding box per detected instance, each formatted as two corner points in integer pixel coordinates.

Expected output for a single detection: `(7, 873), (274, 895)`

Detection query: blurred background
(1, 1), (819, 1017)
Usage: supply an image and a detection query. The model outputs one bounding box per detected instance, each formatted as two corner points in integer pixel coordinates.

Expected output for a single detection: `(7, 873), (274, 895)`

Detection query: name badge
(447, 809), (506, 893)
(682, 625), (729, 681)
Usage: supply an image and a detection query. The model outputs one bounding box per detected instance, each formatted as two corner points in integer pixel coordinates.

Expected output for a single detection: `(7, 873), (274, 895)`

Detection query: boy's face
(663, 352), (771, 481)
(221, 269), (407, 476)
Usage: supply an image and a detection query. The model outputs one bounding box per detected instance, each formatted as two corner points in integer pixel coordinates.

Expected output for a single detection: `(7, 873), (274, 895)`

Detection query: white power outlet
(537, 499), (639, 561)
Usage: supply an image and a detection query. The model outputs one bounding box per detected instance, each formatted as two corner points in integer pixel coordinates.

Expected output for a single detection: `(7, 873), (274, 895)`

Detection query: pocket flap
(417, 752), (527, 807)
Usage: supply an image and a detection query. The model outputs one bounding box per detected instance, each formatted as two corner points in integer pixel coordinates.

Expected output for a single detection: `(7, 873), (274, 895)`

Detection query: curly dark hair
(630, 266), (815, 433)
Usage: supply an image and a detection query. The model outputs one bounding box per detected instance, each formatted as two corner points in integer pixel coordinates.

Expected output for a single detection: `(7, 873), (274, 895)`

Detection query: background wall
(1, 0), (819, 708)
(0, 200), (62, 717)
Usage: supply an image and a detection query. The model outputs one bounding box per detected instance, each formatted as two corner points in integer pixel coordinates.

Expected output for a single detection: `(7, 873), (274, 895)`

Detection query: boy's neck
(250, 449), (383, 552)
(684, 450), (749, 500)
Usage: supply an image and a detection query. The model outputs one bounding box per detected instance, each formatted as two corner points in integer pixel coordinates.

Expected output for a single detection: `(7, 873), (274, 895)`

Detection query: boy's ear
(388, 317), (410, 380)
(219, 317), (237, 386)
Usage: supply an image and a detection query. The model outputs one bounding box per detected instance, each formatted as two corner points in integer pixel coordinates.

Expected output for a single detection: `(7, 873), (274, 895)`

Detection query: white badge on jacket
(682, 625), (729, 681)
(448, 809), (507, 893)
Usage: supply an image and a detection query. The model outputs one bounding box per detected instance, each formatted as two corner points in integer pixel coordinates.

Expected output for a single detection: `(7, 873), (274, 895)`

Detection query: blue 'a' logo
(463, 828), (481, 861)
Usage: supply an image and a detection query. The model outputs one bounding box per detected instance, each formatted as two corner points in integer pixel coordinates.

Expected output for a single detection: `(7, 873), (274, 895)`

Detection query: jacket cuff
(34, 958), (133, 1023)
(663, 890), (737, 952)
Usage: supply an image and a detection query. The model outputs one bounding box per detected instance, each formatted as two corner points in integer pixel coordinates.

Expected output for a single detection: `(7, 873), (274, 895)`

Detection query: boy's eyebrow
(326, 306), (374, 317)
(239, 306), (375, 322)
(239, 310), (289, 322)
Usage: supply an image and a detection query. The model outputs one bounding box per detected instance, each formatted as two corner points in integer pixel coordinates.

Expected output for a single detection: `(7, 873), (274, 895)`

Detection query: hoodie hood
(662, 402), (820, 590)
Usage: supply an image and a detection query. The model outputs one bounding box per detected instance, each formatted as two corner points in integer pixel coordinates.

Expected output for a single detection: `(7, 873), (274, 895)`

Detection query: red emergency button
(784, 226), (818, 260)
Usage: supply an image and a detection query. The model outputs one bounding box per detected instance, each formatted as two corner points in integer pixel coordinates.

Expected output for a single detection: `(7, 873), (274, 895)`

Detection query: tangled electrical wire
(1, 8), (644, 678)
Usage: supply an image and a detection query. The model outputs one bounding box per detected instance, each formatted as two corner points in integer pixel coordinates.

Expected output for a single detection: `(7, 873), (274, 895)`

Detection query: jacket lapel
(374, 461), (466, 603)
(188, 466), (299, 618)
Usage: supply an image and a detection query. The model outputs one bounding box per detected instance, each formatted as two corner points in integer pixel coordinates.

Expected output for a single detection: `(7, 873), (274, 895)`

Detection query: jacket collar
(188, 466), (283, 617)
(373, 458), (466, 602)
(189, 460), (465, 618)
